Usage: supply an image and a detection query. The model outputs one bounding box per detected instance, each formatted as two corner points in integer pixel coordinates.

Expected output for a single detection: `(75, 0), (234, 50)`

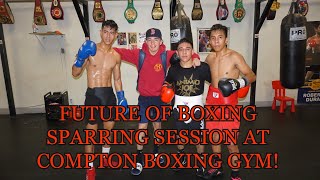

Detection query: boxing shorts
(84, 87), (116, 125)
(138, 96), (164, 123)
(173, 94), (204, 131)
(205, 86), (240, 132)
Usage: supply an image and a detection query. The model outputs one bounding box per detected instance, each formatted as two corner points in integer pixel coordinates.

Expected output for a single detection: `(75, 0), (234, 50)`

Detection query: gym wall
(0, 0), (319, 114)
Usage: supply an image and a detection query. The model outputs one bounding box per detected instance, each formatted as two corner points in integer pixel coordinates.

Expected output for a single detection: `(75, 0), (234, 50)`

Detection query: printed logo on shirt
(176, 74), (200, 96)
(154, 63), (163, 72)
(212, 92), (219, 98)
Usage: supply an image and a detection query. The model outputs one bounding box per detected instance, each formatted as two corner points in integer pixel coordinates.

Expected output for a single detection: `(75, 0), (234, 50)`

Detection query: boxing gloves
(74, 40), (97, 68)
(218, 77), (249, 97)
(160, 83), (174, 103)
(116, 91), (129, 115)
(170, 53), (180, 66)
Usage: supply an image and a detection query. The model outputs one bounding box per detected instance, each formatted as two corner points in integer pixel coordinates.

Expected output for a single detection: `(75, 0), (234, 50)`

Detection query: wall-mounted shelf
(29, 32), (65, 49)
(29, 32), (64, 36)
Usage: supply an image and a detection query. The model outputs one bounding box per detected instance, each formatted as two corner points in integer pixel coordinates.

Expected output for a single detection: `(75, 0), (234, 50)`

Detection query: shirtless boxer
(163, 38), (211, 178)
(72, 20), (128, 180)
(205, 24), (256, 180)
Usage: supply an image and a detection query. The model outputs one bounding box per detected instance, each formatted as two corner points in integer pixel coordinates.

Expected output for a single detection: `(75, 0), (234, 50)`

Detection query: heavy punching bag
(170, 0), (193, 50)
(280, 1), (307, 89)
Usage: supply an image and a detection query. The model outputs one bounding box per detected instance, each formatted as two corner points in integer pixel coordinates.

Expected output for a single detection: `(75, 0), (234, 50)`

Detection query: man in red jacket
(114, 28), (200, 175)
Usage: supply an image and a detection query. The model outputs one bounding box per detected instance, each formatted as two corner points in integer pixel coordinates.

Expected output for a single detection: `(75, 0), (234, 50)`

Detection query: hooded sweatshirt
(114, 43), (199, 97)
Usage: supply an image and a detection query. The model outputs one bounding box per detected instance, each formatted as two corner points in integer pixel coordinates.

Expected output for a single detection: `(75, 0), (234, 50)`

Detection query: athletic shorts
(173, 95), (204, 136)
(84, 87), (116, 125)
(205, 86), (240, 132)
(138, 96), (164, 123)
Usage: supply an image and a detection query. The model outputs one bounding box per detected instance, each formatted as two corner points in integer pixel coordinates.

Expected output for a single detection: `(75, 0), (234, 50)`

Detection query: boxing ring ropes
(0, 0), (273, 116)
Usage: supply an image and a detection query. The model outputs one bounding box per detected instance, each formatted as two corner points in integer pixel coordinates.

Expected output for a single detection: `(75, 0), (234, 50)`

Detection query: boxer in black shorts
(72, 20), (129, 180)
(162, 38), (211, 178)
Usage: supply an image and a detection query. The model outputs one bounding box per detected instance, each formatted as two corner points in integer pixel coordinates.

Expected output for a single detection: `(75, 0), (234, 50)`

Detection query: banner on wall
(298, 21), (320, 104)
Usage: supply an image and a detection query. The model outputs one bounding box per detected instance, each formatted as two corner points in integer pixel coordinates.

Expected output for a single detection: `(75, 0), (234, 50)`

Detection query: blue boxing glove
(74, 40), (97, 68)
(116, 91), (129, 115)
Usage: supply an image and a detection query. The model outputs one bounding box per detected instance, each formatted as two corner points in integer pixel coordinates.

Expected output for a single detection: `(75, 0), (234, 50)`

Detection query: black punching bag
(170, 1), (193, 50)
(280, 2), (307, 89)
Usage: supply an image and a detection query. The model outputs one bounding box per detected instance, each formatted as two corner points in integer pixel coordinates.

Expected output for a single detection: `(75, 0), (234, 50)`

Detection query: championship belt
(0, 0), (14, 24)
(191, 0), (203, 20)
(34, 0), (47, 25)
(267, 0), (280, 20)
(50, 0), (63, 20)
(233, 0), (245, 23)
(152, 0), (163, 20)
(297, 0), (308, 16)
(93, 0), (105, 22)
(124, 0), (137, 24)
(216, 0), (228, 20)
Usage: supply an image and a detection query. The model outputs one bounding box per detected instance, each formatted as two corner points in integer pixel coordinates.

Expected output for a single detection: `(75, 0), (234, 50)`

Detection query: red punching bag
(280, 1), (307, 89)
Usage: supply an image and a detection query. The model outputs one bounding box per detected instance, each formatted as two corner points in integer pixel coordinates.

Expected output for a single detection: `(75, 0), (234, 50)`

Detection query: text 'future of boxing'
(59, 105), (257, 122)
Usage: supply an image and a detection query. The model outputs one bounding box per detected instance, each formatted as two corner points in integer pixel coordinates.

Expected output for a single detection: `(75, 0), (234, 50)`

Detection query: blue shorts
(138, 96), (164, 123)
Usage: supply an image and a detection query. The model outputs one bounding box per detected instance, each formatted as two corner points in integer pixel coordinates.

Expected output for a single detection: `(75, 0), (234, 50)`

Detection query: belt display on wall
(191, 0), (203, 20)
(0, 0), (14, 24)
(93, 0), (105, 22)
(233, 0), (245, 23)
(34, 0), (47, 25)
(124, 0), (138, 24)
(152, 0), (163, 20)
(51, 0), (64, 20)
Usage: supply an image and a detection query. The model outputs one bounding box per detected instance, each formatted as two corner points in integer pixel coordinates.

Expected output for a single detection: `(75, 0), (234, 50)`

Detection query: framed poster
(298, 21), (320, 104)
(198, 28), (211, 53)
(197, 27), (230, 54)
(117, 32), (127, 46)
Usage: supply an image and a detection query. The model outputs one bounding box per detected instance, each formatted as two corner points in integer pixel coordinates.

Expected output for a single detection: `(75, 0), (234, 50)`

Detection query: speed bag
(280, 13), (307, 89)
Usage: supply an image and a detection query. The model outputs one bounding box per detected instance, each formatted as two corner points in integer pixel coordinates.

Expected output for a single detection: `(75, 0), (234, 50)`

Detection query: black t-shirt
(165, 62), (211, 96)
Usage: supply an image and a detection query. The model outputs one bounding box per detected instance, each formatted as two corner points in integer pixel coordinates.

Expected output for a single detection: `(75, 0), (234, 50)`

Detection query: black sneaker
(196, 167), (210, 179)
(131, 162), (143, 176)
(154, 153), (165, 164)
(230, 176), (241, 180)
(207, 168), (223, 177)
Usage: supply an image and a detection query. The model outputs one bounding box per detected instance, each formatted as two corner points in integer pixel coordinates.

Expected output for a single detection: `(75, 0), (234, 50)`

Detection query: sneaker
(154, 153), (165, 164)
(173, 154), (187, 171)
(86, 167), (96, 180)
(207, 168), (223, 177)
(230, 175), (241, 180)
(131, 162), (143, 176)
(196, 167), (210, 179)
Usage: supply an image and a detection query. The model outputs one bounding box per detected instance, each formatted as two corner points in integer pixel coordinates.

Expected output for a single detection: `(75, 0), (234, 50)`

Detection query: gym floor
(1, 105), (320, 180)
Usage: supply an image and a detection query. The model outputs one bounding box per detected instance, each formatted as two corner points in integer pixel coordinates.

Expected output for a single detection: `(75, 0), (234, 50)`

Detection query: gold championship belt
(124, 0), (137, 24)
(152, 0), (163, 20)
(93, 0), (105, 22)
(50, 0), (63, 20)
(233, 0), (245, 23)
(216, 0), (228, 20)
(34, 0), (47, 25)
(191, 0), (203, 20)
(0, 0), (14, 24)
